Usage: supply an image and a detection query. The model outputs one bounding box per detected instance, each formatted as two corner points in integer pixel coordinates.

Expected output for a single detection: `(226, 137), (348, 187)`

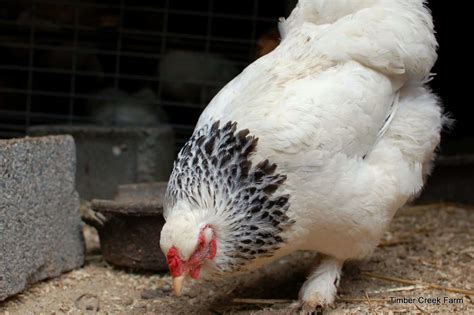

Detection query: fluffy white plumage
(160, 0), (444, 311)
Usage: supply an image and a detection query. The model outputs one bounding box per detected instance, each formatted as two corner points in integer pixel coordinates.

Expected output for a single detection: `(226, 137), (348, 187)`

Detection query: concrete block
(0, 135), (84, 301)
(28, 125), (175, 200)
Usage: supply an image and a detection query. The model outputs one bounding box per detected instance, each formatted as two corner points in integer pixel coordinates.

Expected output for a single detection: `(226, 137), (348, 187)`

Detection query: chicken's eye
(198, 234), (206, 248)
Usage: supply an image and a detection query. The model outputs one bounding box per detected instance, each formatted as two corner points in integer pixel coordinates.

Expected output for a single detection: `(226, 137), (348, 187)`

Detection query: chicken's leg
(295, 255), (343, 314)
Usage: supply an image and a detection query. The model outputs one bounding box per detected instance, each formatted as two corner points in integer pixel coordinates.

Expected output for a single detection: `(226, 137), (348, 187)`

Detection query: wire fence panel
(0, 0), (291, 147)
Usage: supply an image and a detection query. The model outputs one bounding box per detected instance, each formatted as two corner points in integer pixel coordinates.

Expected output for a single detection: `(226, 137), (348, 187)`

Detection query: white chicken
(160, 0), (446, 312)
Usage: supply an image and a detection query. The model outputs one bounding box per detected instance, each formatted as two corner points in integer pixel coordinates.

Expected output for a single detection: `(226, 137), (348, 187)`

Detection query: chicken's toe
(288, 300), (323, 315)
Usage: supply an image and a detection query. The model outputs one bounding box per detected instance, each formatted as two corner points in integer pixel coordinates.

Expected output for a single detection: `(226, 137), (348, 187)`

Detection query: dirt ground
(1, 203), (473, 314)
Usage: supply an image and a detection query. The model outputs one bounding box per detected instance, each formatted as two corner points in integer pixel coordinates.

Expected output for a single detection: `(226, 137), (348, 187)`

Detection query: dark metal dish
(83, 182), (168, 271)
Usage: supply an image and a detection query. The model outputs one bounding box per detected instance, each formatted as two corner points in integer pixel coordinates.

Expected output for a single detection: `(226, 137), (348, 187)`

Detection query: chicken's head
(160, 212), (217, 296)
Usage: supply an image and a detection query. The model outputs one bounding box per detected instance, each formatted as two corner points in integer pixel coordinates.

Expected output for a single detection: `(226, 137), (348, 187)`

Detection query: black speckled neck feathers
(165, 121), (294, 271)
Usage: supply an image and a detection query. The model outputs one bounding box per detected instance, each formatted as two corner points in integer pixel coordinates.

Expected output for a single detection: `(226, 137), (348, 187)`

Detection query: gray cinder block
(0, 135), (84, 301)
(28, 125), (175, 200)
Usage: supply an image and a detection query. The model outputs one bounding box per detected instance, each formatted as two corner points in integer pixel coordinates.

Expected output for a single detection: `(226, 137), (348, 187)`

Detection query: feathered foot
(290, 255), (343, 314)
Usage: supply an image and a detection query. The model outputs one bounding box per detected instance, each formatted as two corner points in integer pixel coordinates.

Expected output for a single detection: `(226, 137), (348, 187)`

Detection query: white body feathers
(192, 0), (443, 266)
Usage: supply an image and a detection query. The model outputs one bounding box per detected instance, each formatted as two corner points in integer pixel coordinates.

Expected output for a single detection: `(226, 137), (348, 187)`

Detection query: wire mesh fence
(0, 0), (294, 147)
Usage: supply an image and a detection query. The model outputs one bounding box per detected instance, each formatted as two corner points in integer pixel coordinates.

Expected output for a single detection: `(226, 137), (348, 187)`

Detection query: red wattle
(166, 247), (184, 277)
(189, 266), (201, 279)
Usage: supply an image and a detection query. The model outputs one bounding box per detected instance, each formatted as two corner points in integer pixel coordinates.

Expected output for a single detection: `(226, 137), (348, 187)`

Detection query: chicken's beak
(172, 275), (185, 296)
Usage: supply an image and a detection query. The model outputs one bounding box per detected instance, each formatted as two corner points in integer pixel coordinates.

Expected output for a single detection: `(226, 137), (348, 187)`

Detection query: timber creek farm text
(390, 296), (464, 305)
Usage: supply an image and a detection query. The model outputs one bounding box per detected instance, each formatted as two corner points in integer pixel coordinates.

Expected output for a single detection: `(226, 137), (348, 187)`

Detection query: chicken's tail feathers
(380, 86), (446, 181)
(279, 0), (370, 37)
(279, 0), (437, 82)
